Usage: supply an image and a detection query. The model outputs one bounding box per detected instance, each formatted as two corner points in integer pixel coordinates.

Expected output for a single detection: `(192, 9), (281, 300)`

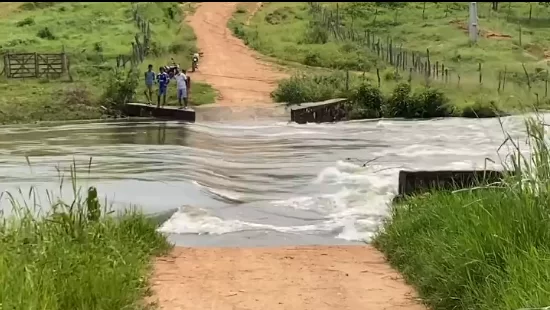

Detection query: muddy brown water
(0, 108), (535, 247)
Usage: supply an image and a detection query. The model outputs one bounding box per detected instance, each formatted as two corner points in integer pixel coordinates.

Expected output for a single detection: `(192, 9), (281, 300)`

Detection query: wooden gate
(3, 52), (66, 79)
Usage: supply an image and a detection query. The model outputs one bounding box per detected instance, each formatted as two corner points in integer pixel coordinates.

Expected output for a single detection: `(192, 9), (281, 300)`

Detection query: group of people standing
(143, 64), (191, 109)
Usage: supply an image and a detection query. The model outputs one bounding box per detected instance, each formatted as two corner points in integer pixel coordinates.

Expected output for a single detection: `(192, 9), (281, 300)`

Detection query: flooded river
(0, 112), (533, 247)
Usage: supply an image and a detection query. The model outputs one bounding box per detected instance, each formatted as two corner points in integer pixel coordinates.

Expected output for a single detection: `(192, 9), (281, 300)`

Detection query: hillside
(230, 2), (550, 115)
(0, 2), (216, 124)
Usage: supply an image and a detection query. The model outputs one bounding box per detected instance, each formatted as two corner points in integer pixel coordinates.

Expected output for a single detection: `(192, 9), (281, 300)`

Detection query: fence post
(546, 70), (549, 97)
(61, 45), (67, 76)
(521, 63), (531, 90)
(478, 62), (482, 85)
(3, 53), (8, 78)
(518, 25), (522, 47)
(426, 48), (431, 77)
(67, 57), (73, 82)
(497, 71), (502, 93)
(34, 52), (39, 78)
(502, 66), (507, 91)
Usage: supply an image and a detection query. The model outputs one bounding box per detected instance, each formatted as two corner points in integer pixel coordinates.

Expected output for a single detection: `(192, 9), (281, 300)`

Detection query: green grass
(0, 162), (172, 309)
(231, 2), (550, 115)
(375, 116), (550, 309)
(0, 2), (216, 124)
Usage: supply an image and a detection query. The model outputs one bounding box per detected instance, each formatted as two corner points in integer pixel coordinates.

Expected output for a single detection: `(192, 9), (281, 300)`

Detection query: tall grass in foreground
(0, 164), (171, 309)
(375, 115), (550, 310)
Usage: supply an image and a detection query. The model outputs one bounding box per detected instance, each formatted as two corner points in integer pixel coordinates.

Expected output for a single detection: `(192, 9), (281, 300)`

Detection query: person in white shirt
(173, 69), (188, 109)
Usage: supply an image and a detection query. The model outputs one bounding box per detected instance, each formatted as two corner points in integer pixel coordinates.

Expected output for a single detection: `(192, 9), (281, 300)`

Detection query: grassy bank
(375, 117), (550, 309)
(231, 2), (550, 117)
(272, 71), (504, 119)
(0, 165), (171, 309)
(0, 2), (215, 124)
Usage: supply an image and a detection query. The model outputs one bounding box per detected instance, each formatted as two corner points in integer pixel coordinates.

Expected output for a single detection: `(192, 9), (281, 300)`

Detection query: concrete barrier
(394, 169), (506, 203)
(288, 98), (348, 124)
(124, 103), (195, 122)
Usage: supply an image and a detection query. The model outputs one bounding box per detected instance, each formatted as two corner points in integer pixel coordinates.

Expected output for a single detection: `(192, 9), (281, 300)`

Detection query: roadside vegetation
(272, 71), (503, 118)
(230, 2), (550, 118)
(0, 163), (171, 309)
(0, 2), (215, 124)
(375, 116), (550, 309)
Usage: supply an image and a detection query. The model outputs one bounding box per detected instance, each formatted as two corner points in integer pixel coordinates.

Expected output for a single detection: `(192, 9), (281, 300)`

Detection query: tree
(492, 2), (499, 11)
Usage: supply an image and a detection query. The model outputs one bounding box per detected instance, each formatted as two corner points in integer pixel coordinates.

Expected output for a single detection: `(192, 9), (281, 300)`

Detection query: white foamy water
(0, 113), (541, 246)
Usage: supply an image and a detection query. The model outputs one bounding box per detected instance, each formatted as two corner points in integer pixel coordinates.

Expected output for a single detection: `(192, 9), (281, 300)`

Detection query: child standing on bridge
(144, 64), (155, 105)
(157, 66), (169, 108)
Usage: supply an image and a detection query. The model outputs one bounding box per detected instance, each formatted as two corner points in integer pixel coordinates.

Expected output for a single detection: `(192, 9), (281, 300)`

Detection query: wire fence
(115, 4), (152, 69)
(307, 2), (550, 98)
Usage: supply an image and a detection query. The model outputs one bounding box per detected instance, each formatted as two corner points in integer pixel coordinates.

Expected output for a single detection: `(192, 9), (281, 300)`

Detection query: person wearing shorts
(144, 64), (155, 104)
(173, 69), (188, 109)
(156, 67), (169, 108)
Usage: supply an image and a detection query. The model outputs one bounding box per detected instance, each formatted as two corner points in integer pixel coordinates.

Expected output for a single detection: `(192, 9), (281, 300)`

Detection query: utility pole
(469, 2), (479, 43)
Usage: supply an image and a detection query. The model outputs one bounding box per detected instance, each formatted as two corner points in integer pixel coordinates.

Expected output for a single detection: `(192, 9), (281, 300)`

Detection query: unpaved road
(151, 3), (426, 310)
(151, 246), (426, 310)
(186, 2), (287, 105)
(0, 3), (23, 18)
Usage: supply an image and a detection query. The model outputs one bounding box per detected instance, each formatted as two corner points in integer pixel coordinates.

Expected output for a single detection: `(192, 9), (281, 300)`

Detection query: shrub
(382, 84), (451, 118)
(461, 100), (501, 118)
(60, 85), (95, 107)
(382, 82), (413, 118)
(409, 87), (452, 118)
(100, 68), (139, 111)
(303, 51), (322, 67)
(348, 83), (384, 119)
(303, 21), (329, 44)
(16, 17), (35, 27)
(232, 23), (246, 39)
(93, 42), (103, 53)
(235, 6), (247, 14)
(271, 72), (348, 104)
(20, 2), (58, 10)
(37, 27), (56, 40)
(265, 6), (295, 25)
(383, 68), (402, 81)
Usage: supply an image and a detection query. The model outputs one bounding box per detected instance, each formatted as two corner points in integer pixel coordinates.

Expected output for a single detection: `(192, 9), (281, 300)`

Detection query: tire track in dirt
(185, 2), (288, 106)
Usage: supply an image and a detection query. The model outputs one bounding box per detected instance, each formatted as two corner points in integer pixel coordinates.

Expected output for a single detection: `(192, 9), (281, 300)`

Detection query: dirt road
(151, 246), (425, 310)
(186, 2), (287, 105)
(0, 3), (23, 19)
(150, 3), (426, 309)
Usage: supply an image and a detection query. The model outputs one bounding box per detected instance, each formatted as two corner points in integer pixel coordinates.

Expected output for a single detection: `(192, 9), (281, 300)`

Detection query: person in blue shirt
(144, 64), (156, 105)
(156, 66), (169, 108)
